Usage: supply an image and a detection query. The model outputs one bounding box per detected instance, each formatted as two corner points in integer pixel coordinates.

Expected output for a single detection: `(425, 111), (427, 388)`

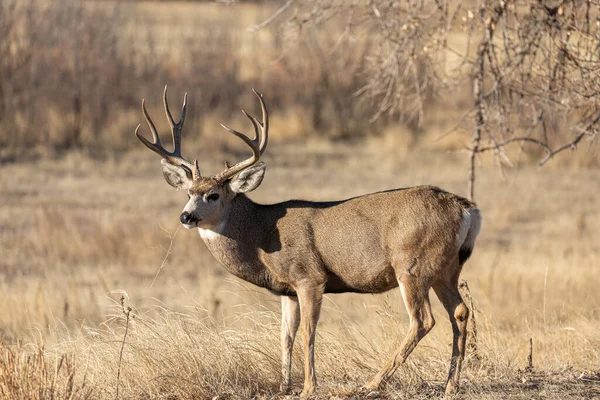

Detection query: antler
(135, 86), (201, 179)
(215, 89), (269, 182)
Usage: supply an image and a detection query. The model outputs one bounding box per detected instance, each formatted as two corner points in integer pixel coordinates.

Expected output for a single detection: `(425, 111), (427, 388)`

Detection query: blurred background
(0, 1), (599, 398)
(1, 0), (392, 156)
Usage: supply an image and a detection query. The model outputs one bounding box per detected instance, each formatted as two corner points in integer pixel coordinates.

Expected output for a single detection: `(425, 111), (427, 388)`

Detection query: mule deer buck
(135, 87), (482, 397)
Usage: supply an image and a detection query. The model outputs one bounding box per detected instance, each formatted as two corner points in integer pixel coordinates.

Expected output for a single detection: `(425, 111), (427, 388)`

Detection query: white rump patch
(458, 208), (482, 250)
(457, 210), (471, 248)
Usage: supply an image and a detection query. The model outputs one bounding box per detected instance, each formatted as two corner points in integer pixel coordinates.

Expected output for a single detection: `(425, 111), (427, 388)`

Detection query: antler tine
(135, 89), (198, 179)
(136, 98), (165, 154)
(140, 98), (161, 145)
(219, 122), (261, 158)
(215, 90), (269, 182)
(242, 110), (260, 141)
(252, 89), (269, 155)
(163, 86), (188, 158)
(194, 159), (201, 179)
(163, 85), (176, 128)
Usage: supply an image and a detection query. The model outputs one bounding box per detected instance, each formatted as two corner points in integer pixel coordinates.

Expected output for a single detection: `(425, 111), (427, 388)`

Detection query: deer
(135, 87), (482, 398)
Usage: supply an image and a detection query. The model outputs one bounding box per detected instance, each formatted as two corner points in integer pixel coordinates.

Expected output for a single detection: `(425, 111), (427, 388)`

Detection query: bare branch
(538, 113), (600, 165)
(467, 112), (600, 166)
(247, 0), (295, 33)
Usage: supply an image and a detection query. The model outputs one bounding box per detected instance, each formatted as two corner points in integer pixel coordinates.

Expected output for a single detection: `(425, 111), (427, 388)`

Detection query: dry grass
(1, 131), (599, 398)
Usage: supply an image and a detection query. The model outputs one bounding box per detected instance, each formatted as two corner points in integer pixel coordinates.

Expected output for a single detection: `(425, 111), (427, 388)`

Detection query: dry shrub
(0, 341), (86, 400)
(0, 1), (386, 159)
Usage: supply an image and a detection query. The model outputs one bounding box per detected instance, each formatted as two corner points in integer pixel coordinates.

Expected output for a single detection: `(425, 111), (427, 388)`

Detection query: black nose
(180, 212), (192, 224)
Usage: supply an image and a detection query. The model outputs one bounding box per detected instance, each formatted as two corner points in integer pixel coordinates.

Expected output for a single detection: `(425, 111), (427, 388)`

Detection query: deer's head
(135, 87), (268, 229)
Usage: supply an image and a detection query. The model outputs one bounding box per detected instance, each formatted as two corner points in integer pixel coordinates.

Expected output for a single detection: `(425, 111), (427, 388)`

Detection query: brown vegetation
(0, 1), (599, 399)
(1, 140), (599, 398)
(0, 0), (383, 159)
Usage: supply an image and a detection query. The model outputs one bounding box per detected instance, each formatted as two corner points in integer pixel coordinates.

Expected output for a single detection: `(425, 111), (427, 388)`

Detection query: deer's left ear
(161, 159), (193, 190)
(229, 162), (266, 193)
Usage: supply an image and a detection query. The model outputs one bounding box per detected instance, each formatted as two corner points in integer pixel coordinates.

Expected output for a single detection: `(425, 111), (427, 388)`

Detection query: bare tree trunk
(469, 39), (485, 202)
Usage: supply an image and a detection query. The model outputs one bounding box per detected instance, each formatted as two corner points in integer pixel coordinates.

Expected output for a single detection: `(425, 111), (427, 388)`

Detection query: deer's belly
(318, 227), (398, 293)
(323, 261), (398, 294)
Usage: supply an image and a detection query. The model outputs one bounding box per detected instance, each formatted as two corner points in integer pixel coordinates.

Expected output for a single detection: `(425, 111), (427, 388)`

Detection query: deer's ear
(229, 162), (266, 193)
(161, 159), (193, 190)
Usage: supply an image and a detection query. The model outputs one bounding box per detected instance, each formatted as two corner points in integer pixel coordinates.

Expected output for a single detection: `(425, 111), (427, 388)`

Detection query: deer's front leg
(281, 295), (300, 393)
(297, 284), (324, 398)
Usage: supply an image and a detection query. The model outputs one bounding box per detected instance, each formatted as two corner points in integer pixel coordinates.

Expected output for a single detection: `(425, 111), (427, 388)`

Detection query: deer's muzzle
(180, 211), (199, 227)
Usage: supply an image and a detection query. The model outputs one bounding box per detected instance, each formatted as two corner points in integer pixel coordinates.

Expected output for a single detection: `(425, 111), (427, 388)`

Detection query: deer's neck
(197, 194), (271, 288)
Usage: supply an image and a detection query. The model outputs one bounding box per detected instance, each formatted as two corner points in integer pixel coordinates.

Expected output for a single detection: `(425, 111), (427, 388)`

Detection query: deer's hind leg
(364, 277), (435, 390)
(433, 273), (469, 396)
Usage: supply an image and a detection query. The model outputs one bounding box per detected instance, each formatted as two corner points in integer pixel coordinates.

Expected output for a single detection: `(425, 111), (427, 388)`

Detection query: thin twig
(116, 296), (133, 400)
(459, 280), (479, 361)
(543, 265), (549, 326)
(470, 137), (552, 155)
(537, 132), (586, 165)
(247, 0), (295, 33)
(527, 337), (533, 371)
(149, 224), (181, 289)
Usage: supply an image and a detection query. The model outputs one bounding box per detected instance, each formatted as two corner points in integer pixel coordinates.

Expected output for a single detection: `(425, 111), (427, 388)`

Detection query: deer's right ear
(161, 159), (193, 190)
(229, 162), (266, 193)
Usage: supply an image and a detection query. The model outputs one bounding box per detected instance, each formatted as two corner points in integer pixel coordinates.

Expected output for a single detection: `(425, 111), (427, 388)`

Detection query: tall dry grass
(1, 291), (598, 399)
(1, 136), (599, 398)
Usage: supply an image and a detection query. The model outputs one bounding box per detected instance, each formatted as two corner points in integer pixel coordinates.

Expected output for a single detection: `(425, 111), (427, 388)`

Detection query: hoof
(300, 387), (315, 399)
(279, 382), (292, 394)
(354, 385), (381, 399)
(362, 380), (380, 391)
(444, 382), (460, 397)
(279, 384), (291, 395)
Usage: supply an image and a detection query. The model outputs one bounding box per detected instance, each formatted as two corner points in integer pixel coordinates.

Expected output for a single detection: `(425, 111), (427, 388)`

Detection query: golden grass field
(1, 134), (599, 398)
(1, 1), (600, 399)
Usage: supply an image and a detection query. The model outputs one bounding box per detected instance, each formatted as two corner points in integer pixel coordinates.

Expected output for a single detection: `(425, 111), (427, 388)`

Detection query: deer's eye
(206, 193), (220, 201)
(187, 193), (191, 200)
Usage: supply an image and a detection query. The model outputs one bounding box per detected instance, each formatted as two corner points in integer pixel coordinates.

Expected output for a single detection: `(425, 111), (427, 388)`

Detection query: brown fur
(189, 177), (219, 193)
